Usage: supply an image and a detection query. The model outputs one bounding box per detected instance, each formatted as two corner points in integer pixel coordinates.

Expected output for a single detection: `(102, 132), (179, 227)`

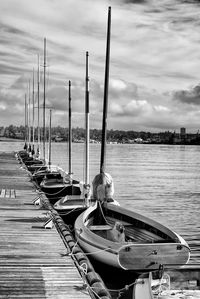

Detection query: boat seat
(88, 225), (112, 231)
(125, 227), (165, 242)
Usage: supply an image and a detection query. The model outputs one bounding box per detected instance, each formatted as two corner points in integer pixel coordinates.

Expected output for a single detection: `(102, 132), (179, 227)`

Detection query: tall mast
(85, 51), (90, 185)
(26, 93), (29, 149)
(32, 68), (35, 155)
(28, 79), (31, 152)
(100, 6), (111, 174)
(43, 38), (46, 161)
(48, 109), (52, 169)
(68, 80), (72, 177)
(37, 54), (40, 155)
(24, 94), (26, 143)
(24, 94), (27, 150)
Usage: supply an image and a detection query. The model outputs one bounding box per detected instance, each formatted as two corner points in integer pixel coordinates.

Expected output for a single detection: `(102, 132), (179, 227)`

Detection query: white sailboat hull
(74, 203), (190, 271)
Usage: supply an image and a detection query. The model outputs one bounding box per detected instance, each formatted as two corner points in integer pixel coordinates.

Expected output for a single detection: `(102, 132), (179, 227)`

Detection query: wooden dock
(1, 151), (200, 299)
(0, 152), (91, 299)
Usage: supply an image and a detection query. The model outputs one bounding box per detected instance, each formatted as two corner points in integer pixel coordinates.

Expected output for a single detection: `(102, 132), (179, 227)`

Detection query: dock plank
(0, 152), (91, 299)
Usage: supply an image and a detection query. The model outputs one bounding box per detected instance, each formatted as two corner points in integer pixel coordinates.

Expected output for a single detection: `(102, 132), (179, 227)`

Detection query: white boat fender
(74, 252), (88, 264)
(55, 218), (63, 225)
(60, 228), (71, 237)
(68, 240), (76, 251)
(70, 244), (82, 255)
(86, 271), (102, 285)
(63, 233), (76, 249)
(68, 243), (111, 298)
(65, 234), (74, 243)
(90, 281), (111, 299)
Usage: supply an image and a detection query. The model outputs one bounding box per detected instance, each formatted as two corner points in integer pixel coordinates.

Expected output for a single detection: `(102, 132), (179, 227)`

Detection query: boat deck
(106, 216), (165, 243)
(0, 151), (91, 299)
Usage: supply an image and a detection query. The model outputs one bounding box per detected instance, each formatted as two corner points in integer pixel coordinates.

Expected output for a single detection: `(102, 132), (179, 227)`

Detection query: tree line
(0, 125), (152, 142)
(1, 125), (200, 144)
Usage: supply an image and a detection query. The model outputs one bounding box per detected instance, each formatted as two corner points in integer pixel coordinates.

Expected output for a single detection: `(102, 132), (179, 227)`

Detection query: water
(1, 141), (200, 265)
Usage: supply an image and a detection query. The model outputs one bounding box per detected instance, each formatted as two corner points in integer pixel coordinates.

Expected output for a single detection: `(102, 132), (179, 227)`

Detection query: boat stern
(118, 242), (190, 271)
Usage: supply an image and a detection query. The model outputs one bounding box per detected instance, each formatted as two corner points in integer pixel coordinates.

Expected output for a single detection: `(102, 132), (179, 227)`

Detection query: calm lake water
(1, 141), (200, 266)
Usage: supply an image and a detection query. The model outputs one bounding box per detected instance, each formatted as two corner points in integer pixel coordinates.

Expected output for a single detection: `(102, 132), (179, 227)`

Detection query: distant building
(180, 127), (186, 135)
(180, 127), (186, 143)
(172, 127), (199, 144)
(0, 127), (5, 137)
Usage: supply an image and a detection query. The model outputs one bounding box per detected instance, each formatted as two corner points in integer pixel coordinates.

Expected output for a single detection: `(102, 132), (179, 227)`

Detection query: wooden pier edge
(39, 193), (111, 299)
(0, 151), (111, 299)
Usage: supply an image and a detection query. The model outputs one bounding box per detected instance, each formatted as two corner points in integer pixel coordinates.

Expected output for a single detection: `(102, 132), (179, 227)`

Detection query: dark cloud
(149, 71), (196, 80)
(142, 113), (180, 131)
(123, 0), (148, 3)
(0, 22), (26, 36)
(0, 51), (10, 57)
(46, 80), (86, 113)
(173, 85), (200, 105)
(0, 89), (24, 125)
(179, 0), (200, 4)
(10, 75), (28, 90)
(0, 64), (23, 75)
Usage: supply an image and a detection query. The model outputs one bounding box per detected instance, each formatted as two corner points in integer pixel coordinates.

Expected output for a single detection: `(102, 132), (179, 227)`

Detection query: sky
(1, 0), (200, 132)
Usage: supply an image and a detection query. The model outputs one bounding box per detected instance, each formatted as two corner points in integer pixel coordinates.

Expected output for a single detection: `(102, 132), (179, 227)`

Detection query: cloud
(0, 0), (200, 132)
(0, 103), (6, 111)
(110, 79), (127, 90)
(173, 85), (200, 105)
(122, 99), (150, 116)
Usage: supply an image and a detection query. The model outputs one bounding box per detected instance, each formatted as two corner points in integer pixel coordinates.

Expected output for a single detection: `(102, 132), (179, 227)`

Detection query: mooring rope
(40, 185), (71, 196)
(57, 207), (85, 216)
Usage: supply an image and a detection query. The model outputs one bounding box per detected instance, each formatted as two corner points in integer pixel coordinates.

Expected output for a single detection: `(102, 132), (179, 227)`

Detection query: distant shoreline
(0, 137), (23, 142)
(0, 136), (200, 145)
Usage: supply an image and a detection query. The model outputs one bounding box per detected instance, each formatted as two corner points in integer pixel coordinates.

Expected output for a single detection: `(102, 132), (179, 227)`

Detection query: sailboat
(18, 94), (30, 159)
(19, 83), (34, 163)
(74, 6), (190, 272)
(32, 109), (62, 182)
(19, 75), (45, 169)
(23, 93), (28, 152)
(25, 67), (47, 173)
(40, 80), (82, 204)
(31, 40), (61, 183)
(54, 51), (91, 216)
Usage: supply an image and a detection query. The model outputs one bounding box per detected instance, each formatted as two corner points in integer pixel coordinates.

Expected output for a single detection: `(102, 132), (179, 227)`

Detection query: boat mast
(85, 51), (90, 186)
(28, 79), (31, 153)
(68, 80), (72, 180)
(100, 6), (111, 174)
(24, 94), (28, 150)
(37, 54), (40, 157)
(43, 37), (47, 162)
(48, 109), (52, 169)
(32, 68), (35, 156)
